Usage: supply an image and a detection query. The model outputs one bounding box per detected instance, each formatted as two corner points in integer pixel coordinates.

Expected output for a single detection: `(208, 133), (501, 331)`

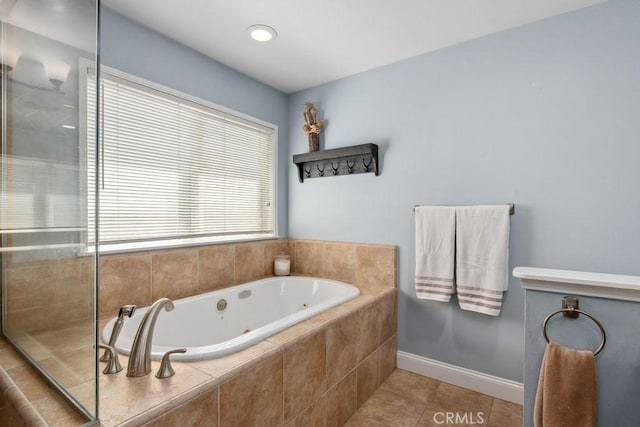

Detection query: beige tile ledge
(189, 340), (280, 385)
(358, 285), (396, 296)
(287, 272), (396, 293)
(0, 364), (48, 426)
(0, 338), (86, 426)
(0, 339), (29, 371)
(98, 355), (216, 427)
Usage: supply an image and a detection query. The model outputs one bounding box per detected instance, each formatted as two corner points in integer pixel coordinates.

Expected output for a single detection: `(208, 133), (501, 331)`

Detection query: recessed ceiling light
(248, 24), (277, 42)
(62, 125), (76, 129)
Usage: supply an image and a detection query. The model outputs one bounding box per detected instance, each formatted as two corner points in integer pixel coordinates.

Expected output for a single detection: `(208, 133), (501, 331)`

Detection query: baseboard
(396, 351), (524, 405)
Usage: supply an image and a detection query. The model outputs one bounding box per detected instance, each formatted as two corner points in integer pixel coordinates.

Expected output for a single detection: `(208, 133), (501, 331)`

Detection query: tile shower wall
(4, 257), (93, 332)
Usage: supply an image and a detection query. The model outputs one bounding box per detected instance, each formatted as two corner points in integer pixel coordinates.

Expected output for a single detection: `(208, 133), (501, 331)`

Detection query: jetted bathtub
(103, 276), (359, 361)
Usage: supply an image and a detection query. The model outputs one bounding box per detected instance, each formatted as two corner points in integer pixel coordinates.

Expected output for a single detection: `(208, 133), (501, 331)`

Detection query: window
(85, 67), (276, 251)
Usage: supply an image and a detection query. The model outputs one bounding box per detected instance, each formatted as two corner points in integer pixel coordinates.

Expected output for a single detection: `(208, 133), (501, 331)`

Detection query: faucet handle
(155, 348), (187, 379)
(118, 304), (136, 318)
(98, 344), (123, 374)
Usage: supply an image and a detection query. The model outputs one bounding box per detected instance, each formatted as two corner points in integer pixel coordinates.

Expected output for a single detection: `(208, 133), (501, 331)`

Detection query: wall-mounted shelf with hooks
(292, 143), (379, 182)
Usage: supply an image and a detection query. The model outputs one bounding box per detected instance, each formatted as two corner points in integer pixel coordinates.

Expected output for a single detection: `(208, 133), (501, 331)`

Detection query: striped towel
(414, 206), (456, 301)
(455, 205), (510, 316)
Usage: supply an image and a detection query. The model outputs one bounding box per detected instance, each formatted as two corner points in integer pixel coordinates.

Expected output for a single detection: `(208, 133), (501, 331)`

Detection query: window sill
(92, 233), (279, 255)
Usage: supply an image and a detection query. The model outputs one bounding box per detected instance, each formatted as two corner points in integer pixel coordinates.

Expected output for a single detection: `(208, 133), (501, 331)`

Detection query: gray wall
(100, 8), (290, 236)
(288, 0), (640, 382)
(524, 290), (640, 426)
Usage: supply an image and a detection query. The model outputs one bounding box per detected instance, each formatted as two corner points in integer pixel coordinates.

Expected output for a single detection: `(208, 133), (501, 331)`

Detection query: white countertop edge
(513, 267), (640, 302)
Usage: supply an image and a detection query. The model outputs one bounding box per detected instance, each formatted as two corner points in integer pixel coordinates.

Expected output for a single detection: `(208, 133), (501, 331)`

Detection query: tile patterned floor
(346, 369), (523, 427)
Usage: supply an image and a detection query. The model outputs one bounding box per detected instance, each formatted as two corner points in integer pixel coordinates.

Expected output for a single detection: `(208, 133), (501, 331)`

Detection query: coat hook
(331, 161), (339, 175)
(316, 163), (325, 177)
(362, 157), (372, 172)
(346, 159), (355, 173)
(304, 165), (311, 178)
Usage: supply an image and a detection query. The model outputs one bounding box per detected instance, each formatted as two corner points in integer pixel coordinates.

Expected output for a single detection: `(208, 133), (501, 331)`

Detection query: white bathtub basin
(102, 276), (359, 361)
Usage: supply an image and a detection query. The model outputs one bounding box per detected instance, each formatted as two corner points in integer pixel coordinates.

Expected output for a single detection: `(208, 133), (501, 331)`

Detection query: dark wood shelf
(292, 143), (379, 182)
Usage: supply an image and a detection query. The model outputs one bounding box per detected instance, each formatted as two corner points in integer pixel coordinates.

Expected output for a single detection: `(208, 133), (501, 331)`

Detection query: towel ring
(542, 307), (606, 356)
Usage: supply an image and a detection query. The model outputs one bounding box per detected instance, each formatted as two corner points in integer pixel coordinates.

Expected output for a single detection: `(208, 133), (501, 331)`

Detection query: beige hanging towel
(534, 341), (597, 427)
(455, 205), (510, 316)
(414, 206), (456, 301)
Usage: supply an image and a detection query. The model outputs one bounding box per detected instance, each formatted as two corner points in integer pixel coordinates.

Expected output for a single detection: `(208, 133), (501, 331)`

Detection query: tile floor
(346, 369), (523, 427)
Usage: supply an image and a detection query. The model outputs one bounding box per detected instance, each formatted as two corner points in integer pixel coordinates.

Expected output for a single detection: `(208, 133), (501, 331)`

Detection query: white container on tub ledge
(274, 254), (290, 276)
(513, 267), (640, 302)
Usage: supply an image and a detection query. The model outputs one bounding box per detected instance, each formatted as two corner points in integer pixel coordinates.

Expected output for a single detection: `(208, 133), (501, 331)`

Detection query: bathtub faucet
(127, 297), (174, 377)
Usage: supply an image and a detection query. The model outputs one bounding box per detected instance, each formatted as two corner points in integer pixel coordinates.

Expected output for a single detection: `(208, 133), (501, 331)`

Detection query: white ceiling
(106, 0), (604, 94)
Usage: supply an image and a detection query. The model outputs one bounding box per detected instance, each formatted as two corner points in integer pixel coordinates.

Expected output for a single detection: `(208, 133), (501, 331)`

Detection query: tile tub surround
(290, 239), (397, 291)
(0, 238), (397, 425)
(98, 287), (398, 426)
(99, 238), (397, 318)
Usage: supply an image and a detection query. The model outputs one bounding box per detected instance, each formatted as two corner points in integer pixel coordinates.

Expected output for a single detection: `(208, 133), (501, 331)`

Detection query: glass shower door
(1, 0), (99, 421)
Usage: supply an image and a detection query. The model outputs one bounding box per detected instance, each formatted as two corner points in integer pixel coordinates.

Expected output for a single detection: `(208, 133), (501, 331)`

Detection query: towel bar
(542, 298), (606, 356)
(412, 204), (515, 215)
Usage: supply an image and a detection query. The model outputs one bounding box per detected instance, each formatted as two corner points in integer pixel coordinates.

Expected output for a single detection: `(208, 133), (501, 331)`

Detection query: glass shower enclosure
(1, 0), (99, 422)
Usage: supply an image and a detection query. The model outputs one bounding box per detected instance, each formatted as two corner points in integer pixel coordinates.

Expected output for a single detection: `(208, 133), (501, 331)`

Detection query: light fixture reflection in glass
(0, 45), (21, 72)
(45, 60), (71, 89)
(248, 25), (277, 42)
(62, 125), (76, 129)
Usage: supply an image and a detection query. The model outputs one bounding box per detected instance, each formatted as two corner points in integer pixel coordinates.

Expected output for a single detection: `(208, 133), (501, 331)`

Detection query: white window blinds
(87, 71), (275, 246)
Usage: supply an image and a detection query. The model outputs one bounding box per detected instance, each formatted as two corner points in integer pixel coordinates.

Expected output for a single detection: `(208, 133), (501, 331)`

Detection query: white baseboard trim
(397, 351), (524, 405)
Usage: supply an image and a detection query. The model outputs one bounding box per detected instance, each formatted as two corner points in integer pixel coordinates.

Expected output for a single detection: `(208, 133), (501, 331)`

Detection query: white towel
(455, 205), (510, 316)
(415, 206), (456, 301)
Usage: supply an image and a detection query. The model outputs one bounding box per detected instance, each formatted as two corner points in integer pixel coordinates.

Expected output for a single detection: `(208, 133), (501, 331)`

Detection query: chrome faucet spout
(126, 298), (174, 377)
